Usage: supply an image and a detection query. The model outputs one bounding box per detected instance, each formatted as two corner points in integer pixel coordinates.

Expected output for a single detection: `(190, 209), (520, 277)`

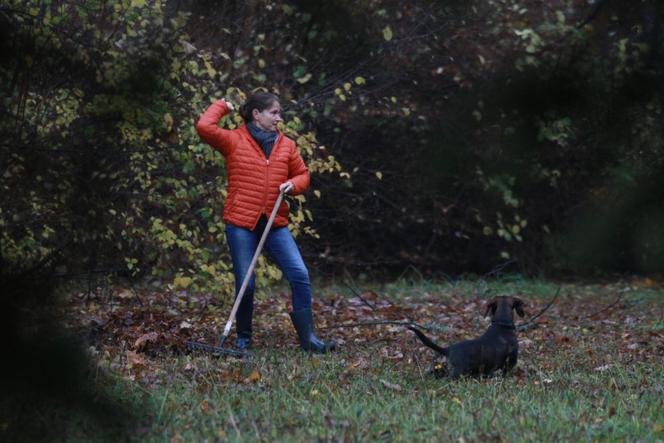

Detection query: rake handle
(220, 190), (286, 343)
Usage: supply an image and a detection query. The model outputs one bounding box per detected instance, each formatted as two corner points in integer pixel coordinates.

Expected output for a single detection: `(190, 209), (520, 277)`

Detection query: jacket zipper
(262, 133), (282, 214)
(263, 158), (270, 214)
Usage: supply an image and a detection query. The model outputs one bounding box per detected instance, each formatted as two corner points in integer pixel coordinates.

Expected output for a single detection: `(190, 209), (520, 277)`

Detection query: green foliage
(0, 0), (348, 298)
(294, 0), (664, 275)
(2, 0), (663, 282)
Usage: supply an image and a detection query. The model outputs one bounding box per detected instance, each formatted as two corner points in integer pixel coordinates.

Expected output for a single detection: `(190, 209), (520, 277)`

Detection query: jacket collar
(239, 124), (282, 158)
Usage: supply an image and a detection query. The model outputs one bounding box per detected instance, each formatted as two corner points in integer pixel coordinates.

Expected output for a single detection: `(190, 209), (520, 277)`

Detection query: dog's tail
(407, 326), (449, 355)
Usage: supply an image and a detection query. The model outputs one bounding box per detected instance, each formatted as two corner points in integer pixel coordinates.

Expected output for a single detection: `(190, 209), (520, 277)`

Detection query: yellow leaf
(131, 0), (146, 7)
(204, 60), (216, 79)
(174, 276), (192, 289)
(382, 26), (393, 41)
(163, 113), (174, 131)
(297, 73), (312, 84)
(343, 82), (352, 91)
(354, 76), (366, 85)
(375, 171), (383, 180)
(313, 190), (321, 198)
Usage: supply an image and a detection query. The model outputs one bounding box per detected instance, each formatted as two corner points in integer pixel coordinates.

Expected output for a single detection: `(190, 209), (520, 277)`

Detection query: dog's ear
(512, 297), (525, 317)
(484, 299), (498, 318)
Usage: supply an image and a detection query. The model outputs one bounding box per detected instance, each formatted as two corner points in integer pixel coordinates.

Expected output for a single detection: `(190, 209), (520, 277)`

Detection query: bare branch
(319, 319), (430, 331)
(517, 286), (561, 332)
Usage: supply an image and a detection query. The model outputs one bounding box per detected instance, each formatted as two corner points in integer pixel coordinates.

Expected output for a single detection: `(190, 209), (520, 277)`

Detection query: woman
(195, 92), (336, 353)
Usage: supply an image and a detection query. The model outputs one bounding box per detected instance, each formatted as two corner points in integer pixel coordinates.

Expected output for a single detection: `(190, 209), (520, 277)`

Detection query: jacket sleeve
(288, 143), (310, 195)
(195, 100), (234, 157)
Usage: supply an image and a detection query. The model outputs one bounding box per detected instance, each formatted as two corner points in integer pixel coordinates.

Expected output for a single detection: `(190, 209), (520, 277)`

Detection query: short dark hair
(239, 92), (279, 122)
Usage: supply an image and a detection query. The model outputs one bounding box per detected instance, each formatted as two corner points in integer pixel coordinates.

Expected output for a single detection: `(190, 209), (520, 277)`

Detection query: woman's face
(252, 101), (282, 131)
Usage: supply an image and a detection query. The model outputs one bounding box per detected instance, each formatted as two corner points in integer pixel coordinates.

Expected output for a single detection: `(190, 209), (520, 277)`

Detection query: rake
(185, 189), (286, 358)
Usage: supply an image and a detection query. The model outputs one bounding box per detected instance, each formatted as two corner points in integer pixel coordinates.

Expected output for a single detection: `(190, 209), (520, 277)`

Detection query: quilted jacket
(195, 100), (310, 229)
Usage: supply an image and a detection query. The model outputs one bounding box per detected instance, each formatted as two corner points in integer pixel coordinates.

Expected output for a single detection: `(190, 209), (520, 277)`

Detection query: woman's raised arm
(195, 99), (236, 157)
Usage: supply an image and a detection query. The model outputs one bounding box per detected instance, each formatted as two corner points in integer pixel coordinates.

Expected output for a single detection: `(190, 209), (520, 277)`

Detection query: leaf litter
(66, 279), (664, 388)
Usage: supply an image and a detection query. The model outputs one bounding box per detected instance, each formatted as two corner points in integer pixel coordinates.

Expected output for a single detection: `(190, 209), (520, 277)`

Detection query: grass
(141, 348), (662, 442)
(130, 278), (664, 441)
(6, 277), (663, 442)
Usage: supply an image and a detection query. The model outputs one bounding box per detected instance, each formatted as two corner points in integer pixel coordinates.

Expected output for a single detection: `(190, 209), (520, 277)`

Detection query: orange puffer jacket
(196, 100), (310, 230)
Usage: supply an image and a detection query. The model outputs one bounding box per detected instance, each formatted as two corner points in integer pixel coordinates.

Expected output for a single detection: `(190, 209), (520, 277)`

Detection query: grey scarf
(247, 122), (278, 158)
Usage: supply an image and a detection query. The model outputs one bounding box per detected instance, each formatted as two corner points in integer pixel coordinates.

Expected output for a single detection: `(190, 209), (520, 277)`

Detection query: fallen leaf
(126, 350), (145, 367)
(349, 358), (370, 370)
(200, 400), (209, 413)
(379, 379), (402, 391)
(134, 332), (158, 351)
(116, 290), (133, 299)
(244, 369), (261, 383)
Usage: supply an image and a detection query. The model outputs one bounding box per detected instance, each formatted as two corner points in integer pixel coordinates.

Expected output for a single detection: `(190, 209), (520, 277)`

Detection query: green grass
(139, 347), (662, 442)
(8, 278), (662, 442)
(134, 277), (663, 442)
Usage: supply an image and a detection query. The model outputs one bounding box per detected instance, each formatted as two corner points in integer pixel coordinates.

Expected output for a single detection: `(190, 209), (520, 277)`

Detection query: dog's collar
(491, 320), (516, 330)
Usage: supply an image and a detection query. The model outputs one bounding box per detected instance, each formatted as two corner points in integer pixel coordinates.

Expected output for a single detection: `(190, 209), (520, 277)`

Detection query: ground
(54, 277), (664, 440)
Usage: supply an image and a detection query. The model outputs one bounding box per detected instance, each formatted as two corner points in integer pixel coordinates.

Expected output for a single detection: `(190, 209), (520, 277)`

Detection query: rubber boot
(234, 294), (253, 350)
(289, 308), (336, 353)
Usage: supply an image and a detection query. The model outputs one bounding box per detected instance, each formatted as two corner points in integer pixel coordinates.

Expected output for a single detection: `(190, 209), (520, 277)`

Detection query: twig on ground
(410, 337), (426, 379)
(319, 319), (430, 331)
(228, 405), (241, 438)
(251, 420), (263, 443)
(517, 286), (561, 332)
(586, 291), (625, 318)
(343, 272), (378, 310)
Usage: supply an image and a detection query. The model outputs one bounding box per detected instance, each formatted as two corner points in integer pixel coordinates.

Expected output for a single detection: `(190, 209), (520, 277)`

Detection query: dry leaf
(379, 379), (402, 391)
(200, 400), (209, 413)
(126, 350), (145, 367)
(134, 332), (158, 351)
(245, 369), (261, 383)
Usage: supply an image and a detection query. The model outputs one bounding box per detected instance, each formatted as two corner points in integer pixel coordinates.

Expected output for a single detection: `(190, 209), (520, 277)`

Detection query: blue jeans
(225, 217), (312, 317)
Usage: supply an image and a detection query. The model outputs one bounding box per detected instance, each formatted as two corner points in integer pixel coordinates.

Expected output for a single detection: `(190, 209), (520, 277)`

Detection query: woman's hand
(279, 181), (294, 194)
(222, 99), (235, 111)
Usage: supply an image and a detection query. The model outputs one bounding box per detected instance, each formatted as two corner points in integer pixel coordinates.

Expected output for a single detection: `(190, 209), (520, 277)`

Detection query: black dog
(408, 296), (525, 378)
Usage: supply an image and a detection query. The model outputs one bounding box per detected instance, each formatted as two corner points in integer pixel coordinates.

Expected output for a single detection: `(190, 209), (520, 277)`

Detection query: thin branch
(576, 0), (610, 29)
(481, 259), (516, 280)
(343, 282), (377, 310)
(586, 291), (625, 318)
(343, 270), (377, 310)
(516, 286), (561, 332)
(319, 319), (429, 331)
